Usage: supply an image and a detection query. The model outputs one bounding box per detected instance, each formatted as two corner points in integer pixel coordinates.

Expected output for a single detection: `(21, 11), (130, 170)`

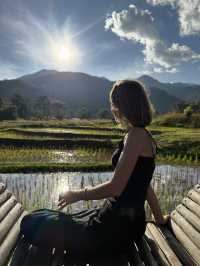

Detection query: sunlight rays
(0, 2), (83, 71)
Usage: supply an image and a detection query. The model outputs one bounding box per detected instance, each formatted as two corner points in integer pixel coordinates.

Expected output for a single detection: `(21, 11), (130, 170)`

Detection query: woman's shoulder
(124, 127), (156, 156)
(124, 127), (148, 144)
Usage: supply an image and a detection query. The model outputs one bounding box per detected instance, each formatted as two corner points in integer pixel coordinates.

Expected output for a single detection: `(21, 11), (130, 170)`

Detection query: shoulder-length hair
(110, 80), (154, 130)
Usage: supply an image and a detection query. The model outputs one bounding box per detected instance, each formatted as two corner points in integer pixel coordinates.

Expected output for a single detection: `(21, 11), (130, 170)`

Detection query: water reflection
(0, 164), (199, 215)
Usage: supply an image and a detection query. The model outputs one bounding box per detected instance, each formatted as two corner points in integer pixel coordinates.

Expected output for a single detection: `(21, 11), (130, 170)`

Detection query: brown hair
(110, 80), (154, 130)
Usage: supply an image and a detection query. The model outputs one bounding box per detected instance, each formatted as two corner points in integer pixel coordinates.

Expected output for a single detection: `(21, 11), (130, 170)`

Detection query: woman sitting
(20, 80), (169, 259)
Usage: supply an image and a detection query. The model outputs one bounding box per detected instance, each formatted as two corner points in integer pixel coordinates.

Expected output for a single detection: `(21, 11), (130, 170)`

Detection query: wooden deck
(0, 182), (200, 266)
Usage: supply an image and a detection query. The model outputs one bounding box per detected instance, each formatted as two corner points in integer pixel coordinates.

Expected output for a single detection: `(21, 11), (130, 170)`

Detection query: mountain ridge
(0, 70), (200, 113)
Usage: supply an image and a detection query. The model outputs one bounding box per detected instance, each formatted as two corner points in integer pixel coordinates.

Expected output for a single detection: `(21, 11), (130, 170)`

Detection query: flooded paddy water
(0, 164), (199, 217)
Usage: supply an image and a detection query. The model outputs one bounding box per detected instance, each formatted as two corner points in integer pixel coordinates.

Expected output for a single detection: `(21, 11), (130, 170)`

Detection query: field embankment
(0, 119), (199, 172)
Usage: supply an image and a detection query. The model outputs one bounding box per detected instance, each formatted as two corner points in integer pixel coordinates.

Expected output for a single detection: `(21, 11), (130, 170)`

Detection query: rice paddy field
(0, 165), (199, 219)
(0, 118), (199, 217)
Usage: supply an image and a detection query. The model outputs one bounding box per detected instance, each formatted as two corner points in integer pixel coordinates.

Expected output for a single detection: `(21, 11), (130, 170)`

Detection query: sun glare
(51, 39), (80, 66)
(58, 46), (70, 61)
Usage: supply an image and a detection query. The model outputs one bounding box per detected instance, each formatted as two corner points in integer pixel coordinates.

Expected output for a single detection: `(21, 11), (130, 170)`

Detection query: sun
(58, 46), (69, 61)
(57, 45), (75, 62)
(48, 35), (81, 68)
(51, 40), (80, 66)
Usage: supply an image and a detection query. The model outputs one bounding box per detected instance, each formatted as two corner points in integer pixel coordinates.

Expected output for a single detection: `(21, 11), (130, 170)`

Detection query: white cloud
(144, 41), (200, 72)
(0, 61), (20, 80)
(147, 0), (176, 6)
(105, 5), (157, 44)
(178, 0), (200, 36)
(105, 4), (200, 73)
(147, 0), (200, 36)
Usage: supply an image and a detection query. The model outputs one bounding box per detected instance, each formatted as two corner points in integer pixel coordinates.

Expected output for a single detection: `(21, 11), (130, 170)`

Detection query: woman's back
(110, 129), (156, 210)
(94, 128), (156, 230)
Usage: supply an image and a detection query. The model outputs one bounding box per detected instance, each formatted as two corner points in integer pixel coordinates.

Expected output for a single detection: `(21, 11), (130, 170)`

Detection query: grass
(0, 118), (120, 130)
(151, 126), (200, 164)
(1, 168), (199, 215)
(2, 128), (122, 139)
(0, 146), (112, 164)
(0, 118), (199, 216)
(0, 119), (199, 173)
(0, 162), (111, 173)
(152, 113), (200, 128)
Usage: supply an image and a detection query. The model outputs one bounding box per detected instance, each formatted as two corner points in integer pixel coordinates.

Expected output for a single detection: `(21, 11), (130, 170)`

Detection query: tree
(184, 105), (193, 118)
(0, 105), (17, 120)
(51, 101), (65, 119)
(96, 108), (111, 119)
(0, 97), (3, 109)
(34, 96), (51, 119)
(11, 94), (29, 118)
(75, 107), (90, 118)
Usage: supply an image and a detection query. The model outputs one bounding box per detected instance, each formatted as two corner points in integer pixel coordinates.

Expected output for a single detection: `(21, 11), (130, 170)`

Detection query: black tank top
(110, 130), (156, 210)
(95, 129), (156, 225)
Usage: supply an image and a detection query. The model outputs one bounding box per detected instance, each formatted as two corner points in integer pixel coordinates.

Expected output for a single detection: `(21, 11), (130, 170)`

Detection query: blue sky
(0, 0), (200, 83)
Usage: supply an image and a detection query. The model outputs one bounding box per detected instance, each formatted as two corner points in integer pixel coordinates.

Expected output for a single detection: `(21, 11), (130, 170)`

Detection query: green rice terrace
(0, 118), (199, 217)
(0, 118), (199, 172)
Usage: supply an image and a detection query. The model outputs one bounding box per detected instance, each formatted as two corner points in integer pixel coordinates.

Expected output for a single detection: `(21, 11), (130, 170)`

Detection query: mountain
(138, 75), (200, 102)
(0, 70), (199, 114)
(0, 70), (113, 113)
(0, 79), (41, 99)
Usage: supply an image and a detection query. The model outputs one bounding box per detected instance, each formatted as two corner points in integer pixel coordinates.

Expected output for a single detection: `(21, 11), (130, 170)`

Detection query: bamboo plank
(65, 254), (128, 266)
(9, 237), (31, 266)
(51, 249), (66, 266)
(0, 190), (12, 207)
(22, 245), (39, 266)
(0, 211), (27, 266)
(176, 204), (200, 233)
(188, 190), (200, 206)
(145, 226), (170, 266)
(170, 219), (200, 264)
(171, 210), (200, 249)
(0, 183), (6, 194)
(194, 184), (200, 193)
(147, 223), (181, 266)
(0, 196), (17, 222)
(0, 203), (23, 244)
(159, 227), (196, 266)
(136, 237), (158, 266)
(127, 242), (144, 266)
(22, 245), (52, 266)
(182, 197), (200, 219)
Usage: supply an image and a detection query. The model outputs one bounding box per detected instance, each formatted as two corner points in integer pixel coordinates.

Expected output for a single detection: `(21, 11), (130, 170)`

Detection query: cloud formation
(0, 62), (21, 80)
(147, 0), (176, 5)
(147, 0), (200, 36)
(105, 5), (157, 44)
(105, 4), (200, 72)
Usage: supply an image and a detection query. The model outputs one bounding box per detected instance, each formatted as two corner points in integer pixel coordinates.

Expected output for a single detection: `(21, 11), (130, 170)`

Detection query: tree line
(175, 102), (200, 118)
(0, 94), (111, 120)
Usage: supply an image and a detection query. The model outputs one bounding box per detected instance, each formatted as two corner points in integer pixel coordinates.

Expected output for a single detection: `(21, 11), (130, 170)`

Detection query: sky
(0, 0), (200, 83)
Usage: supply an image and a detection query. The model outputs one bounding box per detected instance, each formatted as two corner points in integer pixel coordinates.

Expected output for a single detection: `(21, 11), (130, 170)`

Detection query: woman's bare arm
(58, 128), (142, 209)
(146, 185), (170, 225)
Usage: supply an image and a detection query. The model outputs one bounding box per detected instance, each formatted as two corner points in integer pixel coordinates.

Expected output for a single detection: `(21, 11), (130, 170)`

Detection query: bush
(184, 106), (193, 118)
(153, 112), (200, 128)
(0, 106), (17, 120)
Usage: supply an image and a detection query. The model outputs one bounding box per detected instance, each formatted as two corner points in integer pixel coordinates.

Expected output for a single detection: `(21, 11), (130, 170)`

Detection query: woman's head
(110, 80), (153, 129)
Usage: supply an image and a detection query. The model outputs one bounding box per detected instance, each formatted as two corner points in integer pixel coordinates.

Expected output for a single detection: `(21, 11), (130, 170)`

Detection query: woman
(20, 80), (168, 259)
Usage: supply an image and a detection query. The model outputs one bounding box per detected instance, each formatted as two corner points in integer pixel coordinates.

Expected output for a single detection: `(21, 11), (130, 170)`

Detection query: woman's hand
(58, 190), (82, 210)
(155, 214), (171, 226)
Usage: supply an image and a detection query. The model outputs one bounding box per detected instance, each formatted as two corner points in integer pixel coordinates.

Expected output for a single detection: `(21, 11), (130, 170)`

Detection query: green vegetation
(0, 118), (199, 173)
(153, 113), (200, 128)
(2, 169), (198, 215)
(0, 93), (112, 121)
